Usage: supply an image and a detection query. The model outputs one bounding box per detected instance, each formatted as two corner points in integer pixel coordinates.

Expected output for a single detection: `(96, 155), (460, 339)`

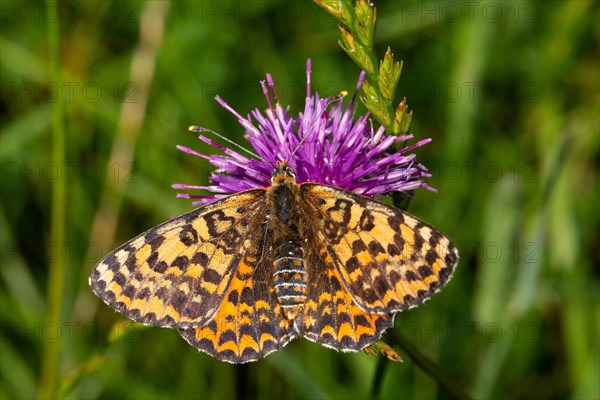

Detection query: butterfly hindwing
(300, 183), (459, 314)
(179, 226), (297, 363)
(89, 189), (267, 329)
(301, 242), (393, 351)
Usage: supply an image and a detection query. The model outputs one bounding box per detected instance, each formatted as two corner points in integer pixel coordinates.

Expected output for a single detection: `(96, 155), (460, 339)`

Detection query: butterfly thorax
(268, 162), (309, 319)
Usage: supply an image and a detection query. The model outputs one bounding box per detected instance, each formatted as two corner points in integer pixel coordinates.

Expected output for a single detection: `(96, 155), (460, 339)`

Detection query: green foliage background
(1, 1), (598, 399)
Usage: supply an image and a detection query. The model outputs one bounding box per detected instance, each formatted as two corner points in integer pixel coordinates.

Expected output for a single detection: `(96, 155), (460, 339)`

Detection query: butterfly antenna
(188, 125), (261, 159)
(288, 91), (348, 160)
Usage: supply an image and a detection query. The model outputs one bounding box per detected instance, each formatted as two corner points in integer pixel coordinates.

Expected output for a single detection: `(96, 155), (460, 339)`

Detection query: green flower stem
(315, 0), (411, 135)
(368, 356), (389, 400)
(39, 0), (66, 397)
(390, 331), (472, 400)
(89, 1), (169, 254)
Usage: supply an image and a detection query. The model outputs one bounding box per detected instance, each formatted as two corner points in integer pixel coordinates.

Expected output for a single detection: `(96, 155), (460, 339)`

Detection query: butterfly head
(271, 160), (297, 185)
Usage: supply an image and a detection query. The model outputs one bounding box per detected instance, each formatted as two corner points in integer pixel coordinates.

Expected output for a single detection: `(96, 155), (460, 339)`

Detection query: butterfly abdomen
(273, 240), (308, 319)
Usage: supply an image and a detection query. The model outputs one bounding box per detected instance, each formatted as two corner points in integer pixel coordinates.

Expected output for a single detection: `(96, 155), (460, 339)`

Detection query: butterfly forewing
(300, 183), (459, 314)
(89, 189), (267, 329)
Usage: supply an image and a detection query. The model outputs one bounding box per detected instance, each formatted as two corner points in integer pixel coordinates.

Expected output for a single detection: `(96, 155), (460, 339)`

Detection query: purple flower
(173, 60), (434, 205)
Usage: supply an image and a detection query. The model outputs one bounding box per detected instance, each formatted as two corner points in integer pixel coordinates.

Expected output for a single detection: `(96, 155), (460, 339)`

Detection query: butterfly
(89, 160), (458, 363)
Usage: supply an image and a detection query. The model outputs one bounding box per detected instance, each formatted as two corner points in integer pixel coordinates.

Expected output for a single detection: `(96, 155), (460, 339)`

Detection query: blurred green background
(1, 1), (598, 399)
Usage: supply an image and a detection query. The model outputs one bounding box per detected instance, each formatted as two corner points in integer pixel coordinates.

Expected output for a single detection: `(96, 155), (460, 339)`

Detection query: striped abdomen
(273, 240), (308, 319)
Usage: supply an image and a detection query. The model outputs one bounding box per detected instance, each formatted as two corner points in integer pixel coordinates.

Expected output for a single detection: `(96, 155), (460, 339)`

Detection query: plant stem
(315, 0), (408, 134)
(391, 331), (472, 400)
(39, 0), (66, 397)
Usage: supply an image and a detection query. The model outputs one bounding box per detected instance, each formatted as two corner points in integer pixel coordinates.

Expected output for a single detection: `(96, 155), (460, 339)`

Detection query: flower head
(174, 60), (434, 205)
